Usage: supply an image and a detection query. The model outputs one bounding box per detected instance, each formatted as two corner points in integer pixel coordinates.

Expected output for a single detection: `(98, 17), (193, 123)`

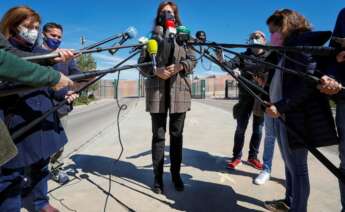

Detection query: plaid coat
(138, 40), (196, 114)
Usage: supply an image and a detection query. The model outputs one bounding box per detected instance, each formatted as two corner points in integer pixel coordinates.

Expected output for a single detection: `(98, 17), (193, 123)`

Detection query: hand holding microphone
(51, 73), (74, 91)
(52, 49), (76, 63)
(265, 104), (281, 118)
(318, 75), (343, 95)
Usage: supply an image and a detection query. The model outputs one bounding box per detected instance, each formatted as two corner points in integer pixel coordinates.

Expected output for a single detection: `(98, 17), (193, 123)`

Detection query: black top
(163, 38), (175, 112)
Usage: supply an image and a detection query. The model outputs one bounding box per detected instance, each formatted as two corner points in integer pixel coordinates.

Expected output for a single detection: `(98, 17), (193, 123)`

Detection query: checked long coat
(139, 40), (196, 114)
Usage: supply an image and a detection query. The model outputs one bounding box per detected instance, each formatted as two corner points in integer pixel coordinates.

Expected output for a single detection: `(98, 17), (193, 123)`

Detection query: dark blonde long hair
(266, 9), (312, 41)
(0, 6), (41, 39)
(154, 1), (182, 28)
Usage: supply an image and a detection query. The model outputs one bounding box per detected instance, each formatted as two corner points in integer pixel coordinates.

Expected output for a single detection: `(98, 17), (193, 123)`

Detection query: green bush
(73, 96), (93, 106)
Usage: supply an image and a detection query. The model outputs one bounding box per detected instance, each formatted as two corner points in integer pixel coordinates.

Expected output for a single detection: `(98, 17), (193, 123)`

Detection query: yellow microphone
(147, 39), (158, 73)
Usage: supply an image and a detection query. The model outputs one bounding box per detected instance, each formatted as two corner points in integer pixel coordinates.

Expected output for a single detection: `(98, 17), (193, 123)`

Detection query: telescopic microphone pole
(0, 62), (150, 98)
(192, 46), (268, 101)
(11, 50), (143, 141)
(190, 41), (339, 56)
(220, 47), (345, 90)
(22, 27), (139, 62)
(190, 40), (269, 97)
(81, 26), (138, 50)
(192, 41), (345, 184)
(21, 43), (144, 62)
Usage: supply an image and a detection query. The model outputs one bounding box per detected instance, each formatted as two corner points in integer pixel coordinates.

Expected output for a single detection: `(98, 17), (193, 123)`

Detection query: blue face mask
(44, 36), (61, 49)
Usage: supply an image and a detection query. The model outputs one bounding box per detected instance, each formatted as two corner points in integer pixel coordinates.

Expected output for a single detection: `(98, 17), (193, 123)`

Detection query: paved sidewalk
(47, 99), (341, 212)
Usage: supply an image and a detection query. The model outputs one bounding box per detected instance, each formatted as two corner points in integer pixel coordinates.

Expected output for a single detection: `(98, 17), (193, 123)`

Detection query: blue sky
(1, 1), (344, 80)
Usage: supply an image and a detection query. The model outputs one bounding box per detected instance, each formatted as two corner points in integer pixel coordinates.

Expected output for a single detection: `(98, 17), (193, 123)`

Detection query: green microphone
(176, 26), (191, 45)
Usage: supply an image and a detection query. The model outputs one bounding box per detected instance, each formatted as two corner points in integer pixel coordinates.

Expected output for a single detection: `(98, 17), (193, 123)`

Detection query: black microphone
(151, 25), (164, 43)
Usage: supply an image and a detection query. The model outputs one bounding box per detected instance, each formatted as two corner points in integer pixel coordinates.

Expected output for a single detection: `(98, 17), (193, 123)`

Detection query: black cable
(103, 69), (127, 212)
(49, 192), (78, 212)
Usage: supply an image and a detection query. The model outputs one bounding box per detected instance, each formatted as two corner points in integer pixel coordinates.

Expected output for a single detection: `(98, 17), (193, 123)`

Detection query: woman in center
(139, 1), (196, 194)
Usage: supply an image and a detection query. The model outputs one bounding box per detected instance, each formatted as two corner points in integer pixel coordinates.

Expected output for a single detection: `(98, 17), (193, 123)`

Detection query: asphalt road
(194, 98), (340, 160)
(61, 98), (137, 160)
(46, 98), (341, 212)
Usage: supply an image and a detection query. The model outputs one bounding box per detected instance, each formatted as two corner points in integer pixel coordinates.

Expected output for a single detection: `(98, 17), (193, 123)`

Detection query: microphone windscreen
(126, 26), (138, 39)
(177, 26), (190, 34)
(138, 36), (149, 44)
(154, 25), (164, 37)
(147, 39), (158, 55)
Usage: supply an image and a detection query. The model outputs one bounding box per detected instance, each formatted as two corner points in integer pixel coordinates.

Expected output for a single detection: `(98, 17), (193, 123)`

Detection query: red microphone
(165, 20), (176, 38)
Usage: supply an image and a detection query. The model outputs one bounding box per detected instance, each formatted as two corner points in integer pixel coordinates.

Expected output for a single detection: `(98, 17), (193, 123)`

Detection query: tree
(75, 53), (98, 99)
(76, 53), (96, 71)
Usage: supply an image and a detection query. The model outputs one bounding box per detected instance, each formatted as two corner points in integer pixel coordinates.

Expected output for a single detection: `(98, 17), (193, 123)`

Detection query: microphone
(123, 26), (138, 40)
(80, 27), (136, 51)
(109, 26), (138, 55)
(176, 26), (191, 45)
(165, 20), (176, 38)
(152, 25), (164, 43)
(147, 39), (158, 73)
(130, 36), (149, 53)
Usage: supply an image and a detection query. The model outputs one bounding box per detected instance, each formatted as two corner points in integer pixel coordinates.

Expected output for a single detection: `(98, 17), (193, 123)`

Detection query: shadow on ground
(62, 148), (275, 212)
(127, 148), (285, 186)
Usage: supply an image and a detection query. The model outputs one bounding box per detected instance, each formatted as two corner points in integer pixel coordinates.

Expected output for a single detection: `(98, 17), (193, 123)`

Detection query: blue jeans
(23, 159), (50, 211)
(0, 170), (22, 212)
(233, 111), (264, 160)
(336, 102), (345, 212)
(262, 115), (277, 173)
(275, 119), (310, 212)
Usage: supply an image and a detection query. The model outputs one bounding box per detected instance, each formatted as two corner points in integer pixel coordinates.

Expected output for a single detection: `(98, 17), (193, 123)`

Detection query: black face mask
(157, 10), (175, 27)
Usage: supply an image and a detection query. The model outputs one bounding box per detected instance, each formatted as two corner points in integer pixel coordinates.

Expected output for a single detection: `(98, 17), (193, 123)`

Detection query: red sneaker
(40, 204), (60, 212)
(227, 159), (241, 169)
(248, 159), (263, 170)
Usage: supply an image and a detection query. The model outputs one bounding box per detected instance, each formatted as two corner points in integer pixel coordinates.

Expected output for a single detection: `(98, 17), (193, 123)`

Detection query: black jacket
(268, 31), (338, 149)
(224, 49), (267, 118)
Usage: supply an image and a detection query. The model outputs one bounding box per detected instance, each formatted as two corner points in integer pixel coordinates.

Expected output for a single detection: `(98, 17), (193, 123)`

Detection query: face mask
(270, 32), (284, 46)
(248, 38), (263, 45)
(44, 36), (61, 49)
(18, 25), (39, 45)
(158, 10), (175, 28)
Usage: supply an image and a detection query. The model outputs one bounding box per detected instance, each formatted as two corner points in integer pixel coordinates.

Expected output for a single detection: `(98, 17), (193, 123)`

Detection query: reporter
(326, 7), (345, 211)
(264, 9), (338, 212)
(0, 15), (75, 65)
(0, 6), (69, 211)
(138, 1), (196, 194)
(36, 22), (81, 184)
(217, 31), (266, 170)
(0, 49), (73, 169)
